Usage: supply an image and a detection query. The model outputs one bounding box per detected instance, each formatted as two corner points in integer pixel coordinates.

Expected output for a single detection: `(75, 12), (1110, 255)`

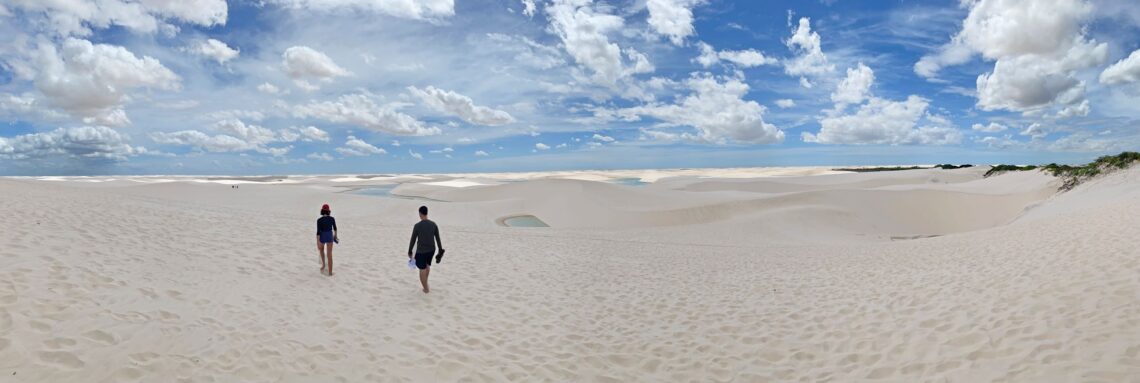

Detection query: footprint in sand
(38, 351), (85, 369)
(43, 338), (78, 349)
(28, 320), (52, 333)
(83, 330), (118, 345)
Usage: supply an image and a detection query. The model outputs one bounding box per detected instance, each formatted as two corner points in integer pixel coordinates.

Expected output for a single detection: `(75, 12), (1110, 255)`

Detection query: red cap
(321, 204), (330, 210)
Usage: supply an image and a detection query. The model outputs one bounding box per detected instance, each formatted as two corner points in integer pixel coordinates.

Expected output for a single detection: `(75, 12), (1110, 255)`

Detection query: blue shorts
(319, 231), (335, 244)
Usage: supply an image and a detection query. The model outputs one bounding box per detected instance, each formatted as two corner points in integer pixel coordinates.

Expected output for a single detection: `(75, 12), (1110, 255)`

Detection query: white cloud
(784, 17), (834, 85)
(592, 133), (614, 142)
(535, 142), (550, 150)
(391, 140), (401, 147)
(1054, 99), (1089, 119)
(293, 94), (440, 136)
(804, 96), (962, 145)
(620, 74), (784, 144)
(1020, 122), (1050, 139)
(521, 0), (536, 17)
(151, 130), (256, 153)
(307, 152), (334, 161)
(3, 0), (227, 37)
(474, 150), (489, 156)
(151, 119), (297, 156)
(336, 136), (386, 156)
(257, 82), (282, 95)
(695, 42), (777, 68)
(266, 0), (454, 21)
(1100, 48), (1140, 85)
(646, 0), (705, 45)
(913, 38), (973, 79)
(282, 46), (351, 89)
(297, 126), (330, 142)
(971, 122), (1008, 133)
(831, 63), (874, 106)
(546, 0), (653, 86)
(0, 126), (144, 161)
(975, 134), (1022, 149)
(409, 149), (423, 159)
(775, 99), (796, 108)
(407, 86), (515, 125)
(917, 0), (1107, 114)
(32, 38), (181, 126)
(188, 38), (238, 64)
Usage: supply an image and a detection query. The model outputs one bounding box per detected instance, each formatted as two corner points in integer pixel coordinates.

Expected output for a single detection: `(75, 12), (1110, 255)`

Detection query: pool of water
(610, 178), (648, 186)
(501, 215), (550, 227)
(348, 185), (441, 201)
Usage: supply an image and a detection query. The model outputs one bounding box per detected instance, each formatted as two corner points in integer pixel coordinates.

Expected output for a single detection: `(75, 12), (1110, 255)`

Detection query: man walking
(408, 206), (444, 293)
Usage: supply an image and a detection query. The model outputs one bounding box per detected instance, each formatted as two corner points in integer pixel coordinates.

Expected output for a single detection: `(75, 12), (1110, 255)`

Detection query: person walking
(408, 205), (444, 293)
(317, 204), (338, 276)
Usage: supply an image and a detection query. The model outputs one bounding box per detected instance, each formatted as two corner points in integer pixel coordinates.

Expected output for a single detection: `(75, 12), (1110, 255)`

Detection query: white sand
(1, 166), (1138, 381)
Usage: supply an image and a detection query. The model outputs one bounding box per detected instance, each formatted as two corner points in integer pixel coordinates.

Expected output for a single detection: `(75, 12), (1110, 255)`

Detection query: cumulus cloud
(831, 63), (874, 106)
(535, 142), (550, 150)
(336, 136), (386, 156)
(592, 133), (614, 142)
(187, 38), (238, 63)
(293, 94), (440, 136)
(296, 126), (330, 142)
(784, 17), (835, 85)
(307, 152), (334, 161)
(282, 46), (350, 90)
(150, 119), (296, 156)
(474, 150), (489, 156)
(257, 82), (282, 95)
(804, 96), (963, 145)
(546, 0), (654, 86)
(3, 0), (227, 37)
(267, 0), (454, 21)
(646, 0), (706, 45)
(917, 0), (1107, 114)
(0, 126), (145, 161)
(32, 38), (181, 126)
(408, 149), (423, 159)
(971, 122), (1009, 133)
(774, 99), (796, 108)
(695, 42), (777, 68)
(1100, 48), (1140, 85)
(407, 86), (515, 125)
(521, 0), (536, 17)
(621, 74), (784, 144)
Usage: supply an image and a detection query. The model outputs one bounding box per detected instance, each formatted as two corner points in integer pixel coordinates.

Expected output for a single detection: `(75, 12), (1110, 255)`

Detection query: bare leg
(319, 245), (326, 273)
(325, 243), (334, 276)
(419, 267), (430, 293)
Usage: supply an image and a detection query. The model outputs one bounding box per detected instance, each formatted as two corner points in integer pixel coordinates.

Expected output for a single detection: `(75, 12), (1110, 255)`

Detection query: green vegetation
(984, 152), (1140, 191)
(834, 164), (973, 172)
(983, 164), (1037, 178)
(834, 166), (925, 172)
(1043, 151), (1140, 191)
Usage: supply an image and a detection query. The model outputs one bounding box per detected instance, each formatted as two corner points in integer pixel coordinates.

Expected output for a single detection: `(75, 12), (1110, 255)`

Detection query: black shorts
(414, 253), (433, 269)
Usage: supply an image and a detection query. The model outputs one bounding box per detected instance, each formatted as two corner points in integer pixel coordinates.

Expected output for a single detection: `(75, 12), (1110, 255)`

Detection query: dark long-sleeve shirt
(409, 219), (442, 255)
(317, 216), (337, 235)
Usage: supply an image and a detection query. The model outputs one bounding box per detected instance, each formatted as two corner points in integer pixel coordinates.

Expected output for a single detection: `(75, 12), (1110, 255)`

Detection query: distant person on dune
(317, 204), (338, 276)
(408, 205), (444, 293)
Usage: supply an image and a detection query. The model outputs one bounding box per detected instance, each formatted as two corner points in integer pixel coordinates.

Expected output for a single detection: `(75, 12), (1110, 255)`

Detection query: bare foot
(422, 287), (429, 293)
(328, 271), (334, 276)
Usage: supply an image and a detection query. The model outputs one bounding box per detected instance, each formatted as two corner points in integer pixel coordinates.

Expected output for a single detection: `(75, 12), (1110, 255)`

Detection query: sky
(1, 0), (1140, 176)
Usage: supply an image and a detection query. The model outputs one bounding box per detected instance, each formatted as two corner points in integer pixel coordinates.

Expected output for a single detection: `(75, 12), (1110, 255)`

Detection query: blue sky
(1, 0), (1139, 175)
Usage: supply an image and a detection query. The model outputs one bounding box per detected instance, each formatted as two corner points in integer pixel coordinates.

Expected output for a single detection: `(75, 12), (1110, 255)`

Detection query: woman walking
(317, 204), (338, 276)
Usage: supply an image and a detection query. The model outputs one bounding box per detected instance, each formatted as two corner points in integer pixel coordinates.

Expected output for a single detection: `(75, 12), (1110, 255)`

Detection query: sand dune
(1, 166), (1138, 381)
